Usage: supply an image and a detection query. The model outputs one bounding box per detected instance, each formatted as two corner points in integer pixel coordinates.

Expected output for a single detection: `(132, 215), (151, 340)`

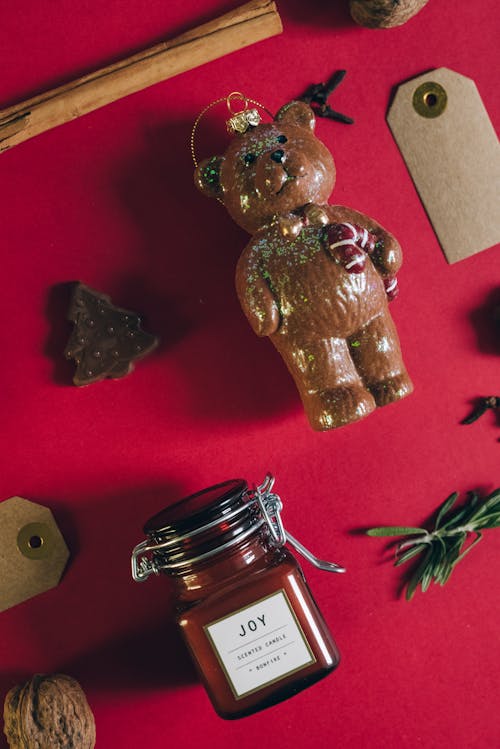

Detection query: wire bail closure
(255, 475), (346, 574)
(131, 474), (346, 582)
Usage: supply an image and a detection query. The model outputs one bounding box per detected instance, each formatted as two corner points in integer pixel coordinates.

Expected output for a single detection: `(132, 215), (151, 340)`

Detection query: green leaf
(474, 512), (500, 528)
(435, 557), (453, 585)
(406, 548), (432, 600)
(421, 543), (445, 592)
(421, 565), (434, 592)
(473, 490), (500, 518)
(453, 532), (482, 566)
(366, 526), (427, 537)
(434, 492), (459, 530)
(434, 533), (447, 555)
(468, 492), (479, 508)
(446, 534), (464, 557)
(440, 506), (470, 531)
(395, 543), (426, 566)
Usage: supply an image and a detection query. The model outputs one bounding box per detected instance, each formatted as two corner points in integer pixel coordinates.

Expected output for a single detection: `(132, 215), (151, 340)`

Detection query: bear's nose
(270, 149), (285, 164)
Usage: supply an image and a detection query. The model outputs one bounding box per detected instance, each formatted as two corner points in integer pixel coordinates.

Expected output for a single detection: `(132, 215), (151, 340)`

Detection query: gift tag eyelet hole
(17, 522), (53, 559)
(413, 82), (447, 118)
(28, 535), (43, 549)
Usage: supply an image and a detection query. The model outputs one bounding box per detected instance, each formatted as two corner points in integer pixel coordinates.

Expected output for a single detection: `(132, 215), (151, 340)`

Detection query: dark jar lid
(140, 479), (266, 574)
(131, 474), (347, 582)
(144, 479), (247, 536)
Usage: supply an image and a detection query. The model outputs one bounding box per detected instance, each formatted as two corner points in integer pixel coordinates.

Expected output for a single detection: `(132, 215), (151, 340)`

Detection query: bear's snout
(255, 158), (288, 196)
(253, 149), (309, 197)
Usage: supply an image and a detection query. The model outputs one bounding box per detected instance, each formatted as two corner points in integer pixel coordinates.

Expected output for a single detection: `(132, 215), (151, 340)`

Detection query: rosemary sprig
(367, 488), (500, 600)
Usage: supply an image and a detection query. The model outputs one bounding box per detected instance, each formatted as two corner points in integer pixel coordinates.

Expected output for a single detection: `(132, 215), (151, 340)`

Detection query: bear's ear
(275, 101), (315, 132)
(194, 156), (225, 200)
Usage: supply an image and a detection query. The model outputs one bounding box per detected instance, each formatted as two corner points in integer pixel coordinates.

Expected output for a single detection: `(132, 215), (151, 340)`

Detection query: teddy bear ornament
(193, 93), (413, 430)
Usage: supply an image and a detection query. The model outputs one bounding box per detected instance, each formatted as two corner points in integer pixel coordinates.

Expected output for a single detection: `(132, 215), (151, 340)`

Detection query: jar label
(204, 589), (316, 698)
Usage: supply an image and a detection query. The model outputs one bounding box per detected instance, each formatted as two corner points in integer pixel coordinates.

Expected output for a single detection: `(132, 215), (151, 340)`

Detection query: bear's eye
(244, 153), (256, 166)
(276, 135), (287, 144)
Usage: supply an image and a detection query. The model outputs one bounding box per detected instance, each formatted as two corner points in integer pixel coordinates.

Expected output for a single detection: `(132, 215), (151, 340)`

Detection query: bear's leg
(275, 336), (376, 430)
(348, 310), (413, 407)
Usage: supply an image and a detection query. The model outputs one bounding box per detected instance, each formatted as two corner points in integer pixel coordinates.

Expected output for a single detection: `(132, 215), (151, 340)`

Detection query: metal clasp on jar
(254, 475), (346, 574)
(131, 539), (160, 582)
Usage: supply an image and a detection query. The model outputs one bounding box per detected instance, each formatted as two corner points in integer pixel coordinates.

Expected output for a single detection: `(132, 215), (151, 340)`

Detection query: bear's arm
(325, 205), (403, 277)
(236, 246), (280, 337)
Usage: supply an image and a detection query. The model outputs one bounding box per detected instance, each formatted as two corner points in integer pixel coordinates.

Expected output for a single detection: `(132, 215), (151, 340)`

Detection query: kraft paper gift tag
(387, 68), (500, 263)
(0, 497), (70, 612)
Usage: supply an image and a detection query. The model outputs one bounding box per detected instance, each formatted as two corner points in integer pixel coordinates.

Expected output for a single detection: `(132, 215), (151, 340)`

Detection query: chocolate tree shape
(64, 283), (158, 386)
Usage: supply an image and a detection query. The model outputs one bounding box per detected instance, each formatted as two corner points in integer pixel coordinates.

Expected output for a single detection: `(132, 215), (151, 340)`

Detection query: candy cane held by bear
(194, 99), (413, 430)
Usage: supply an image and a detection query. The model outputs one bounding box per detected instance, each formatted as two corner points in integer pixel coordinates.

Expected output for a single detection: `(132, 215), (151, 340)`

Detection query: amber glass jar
(131, 476), (343, 719)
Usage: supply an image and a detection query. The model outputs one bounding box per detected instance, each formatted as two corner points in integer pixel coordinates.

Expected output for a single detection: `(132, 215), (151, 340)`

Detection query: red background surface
(1, 1), (499, 747)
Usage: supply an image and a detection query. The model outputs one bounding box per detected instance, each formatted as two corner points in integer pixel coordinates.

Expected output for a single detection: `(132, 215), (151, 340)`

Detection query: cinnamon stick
(0, 0), (282, 153)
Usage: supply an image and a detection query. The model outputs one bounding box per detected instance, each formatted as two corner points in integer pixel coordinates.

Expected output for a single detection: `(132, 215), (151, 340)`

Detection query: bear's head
(194, 100), (336, 234)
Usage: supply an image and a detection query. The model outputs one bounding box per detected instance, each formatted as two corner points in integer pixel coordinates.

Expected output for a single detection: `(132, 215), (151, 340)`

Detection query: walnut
(3, 674), (96, 749)
(349, 0), (430, 28)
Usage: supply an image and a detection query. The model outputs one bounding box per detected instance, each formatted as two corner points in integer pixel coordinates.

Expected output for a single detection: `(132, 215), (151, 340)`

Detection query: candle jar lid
(132, 475), (346, 582)
(144, 478), (248, 536)
(141, 479), (262, 573)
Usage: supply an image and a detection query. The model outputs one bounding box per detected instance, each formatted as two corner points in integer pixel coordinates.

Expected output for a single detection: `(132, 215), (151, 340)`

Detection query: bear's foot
(306, 385), (376, 430)
(368, 373), (413, 407)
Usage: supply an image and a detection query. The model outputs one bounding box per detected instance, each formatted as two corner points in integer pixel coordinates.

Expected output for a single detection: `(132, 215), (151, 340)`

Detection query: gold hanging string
(190, 92), (273, 169)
